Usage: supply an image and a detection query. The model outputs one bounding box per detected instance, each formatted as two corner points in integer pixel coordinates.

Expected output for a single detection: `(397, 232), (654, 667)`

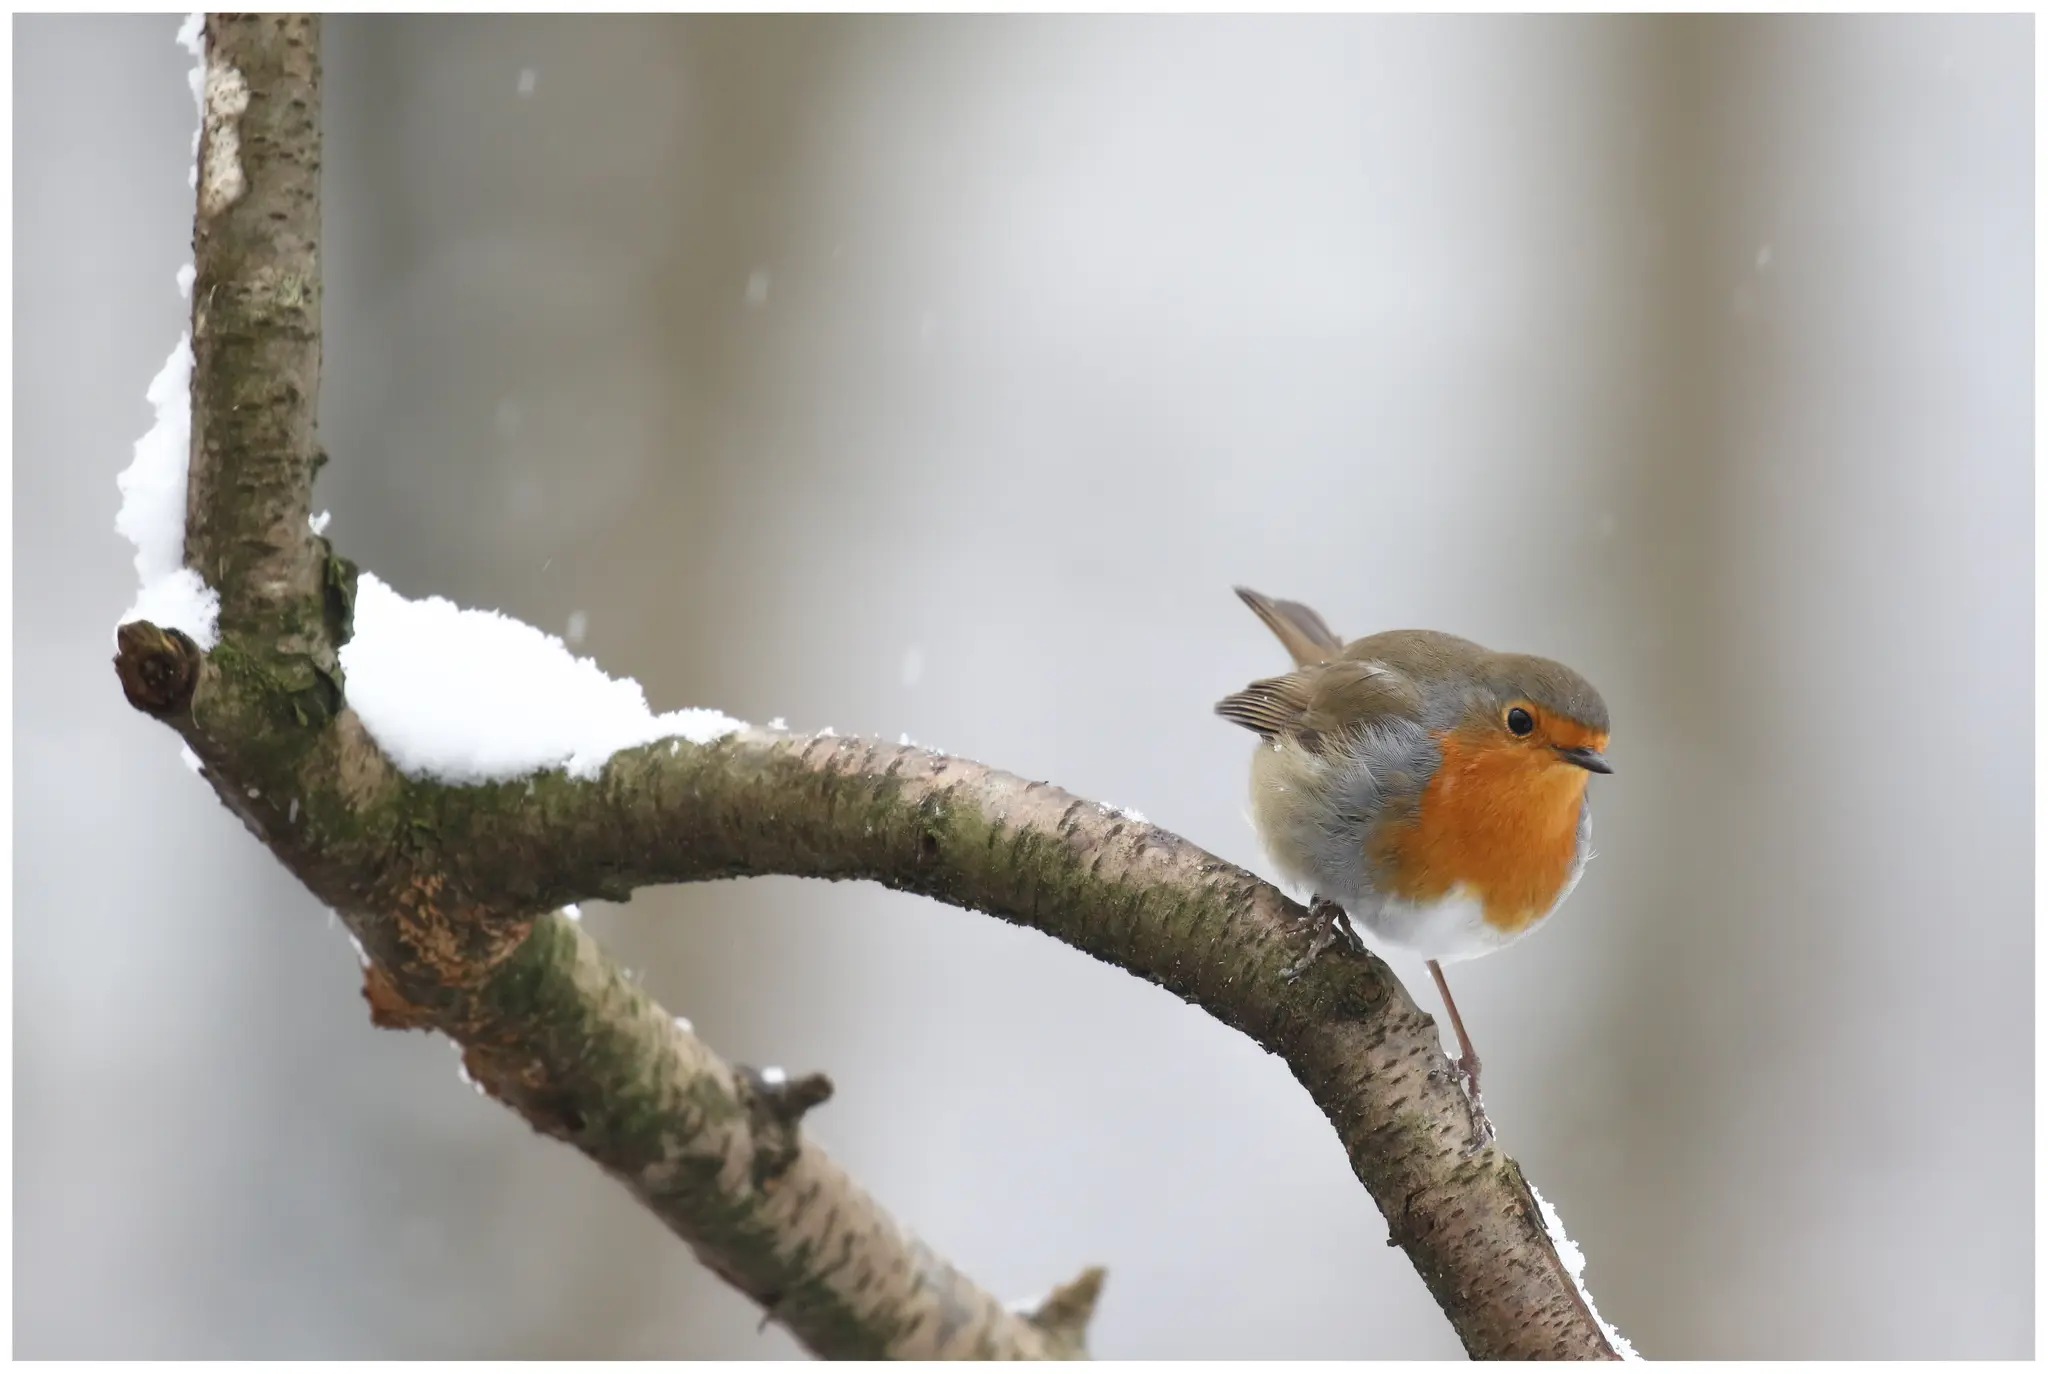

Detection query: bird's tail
(1233, 586), (1342, 667)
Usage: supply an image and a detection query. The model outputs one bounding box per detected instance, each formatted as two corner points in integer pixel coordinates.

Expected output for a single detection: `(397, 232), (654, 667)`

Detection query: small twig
(739, 1063), (837, 1190)
(1021, 1266), (1108, 1356)
(742, 1065), (836, 1125)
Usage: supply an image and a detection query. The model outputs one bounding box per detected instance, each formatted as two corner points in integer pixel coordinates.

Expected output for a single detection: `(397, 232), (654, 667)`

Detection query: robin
(1216, 587), (1611, 1133)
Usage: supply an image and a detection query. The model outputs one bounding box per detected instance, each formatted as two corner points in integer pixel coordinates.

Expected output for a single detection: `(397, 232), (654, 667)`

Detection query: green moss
(205, 614), (345, 741)
(320, 541), (358, 647)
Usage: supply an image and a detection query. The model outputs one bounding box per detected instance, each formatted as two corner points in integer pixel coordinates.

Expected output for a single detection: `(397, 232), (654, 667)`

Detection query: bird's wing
(1340, 627), (1492, 679)
(1215, 658), (1422, 753)
(1234, 586), (1344, 667)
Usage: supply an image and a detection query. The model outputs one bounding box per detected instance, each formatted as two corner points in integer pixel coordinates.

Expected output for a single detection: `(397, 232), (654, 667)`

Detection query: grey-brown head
(1469, 653), (1612, 773)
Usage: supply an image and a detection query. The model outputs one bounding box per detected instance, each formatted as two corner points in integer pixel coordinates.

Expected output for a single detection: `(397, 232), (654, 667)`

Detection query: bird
(1215, 586), (1611, 1135)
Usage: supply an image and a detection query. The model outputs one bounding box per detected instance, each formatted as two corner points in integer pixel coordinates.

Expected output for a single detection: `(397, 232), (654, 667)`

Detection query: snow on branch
(114, 14), (217, 651)
(1535, 1185), (1640, 1360)
(340, 573), (741, 783)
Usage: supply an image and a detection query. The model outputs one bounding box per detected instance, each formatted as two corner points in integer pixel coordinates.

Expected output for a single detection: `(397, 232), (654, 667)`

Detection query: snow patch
(115, 19), (219, 649)
(1530, 1184), (1638, 1359)
(198, 56), (250, 217)
(339, 572), (743, 784)
(176, 14), (205, 183)
(451, 1039), (485, 1095)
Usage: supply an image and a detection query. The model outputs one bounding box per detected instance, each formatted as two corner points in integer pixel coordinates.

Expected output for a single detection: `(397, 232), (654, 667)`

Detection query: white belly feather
(1361, 887), (1534, 963)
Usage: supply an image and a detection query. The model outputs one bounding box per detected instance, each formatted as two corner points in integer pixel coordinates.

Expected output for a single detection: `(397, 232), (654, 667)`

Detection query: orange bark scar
(362, 960), (434, 1030)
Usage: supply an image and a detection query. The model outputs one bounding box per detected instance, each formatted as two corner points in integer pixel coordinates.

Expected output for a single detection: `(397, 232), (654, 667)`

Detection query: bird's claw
(1279, 949), (1318, 983)
(1281, 898), (1364, 982)
(1461, 1098), (1497, 1153)
(1430, 1053), (1495, 1152)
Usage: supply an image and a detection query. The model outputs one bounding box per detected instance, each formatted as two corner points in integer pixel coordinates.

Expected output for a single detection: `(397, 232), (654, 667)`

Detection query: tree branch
(116, 13), (1625, 1360)
(127, 15), (1090, 1360)
(187, 14), (326, 643)
(426, 728), (1620, 1360)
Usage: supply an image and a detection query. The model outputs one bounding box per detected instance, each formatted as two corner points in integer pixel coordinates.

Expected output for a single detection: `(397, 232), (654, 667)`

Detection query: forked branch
(114, 13), (1623, 1360)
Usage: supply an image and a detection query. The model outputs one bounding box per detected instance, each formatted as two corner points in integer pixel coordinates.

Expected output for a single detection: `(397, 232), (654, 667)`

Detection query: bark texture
(113, 12), (1622, 1361)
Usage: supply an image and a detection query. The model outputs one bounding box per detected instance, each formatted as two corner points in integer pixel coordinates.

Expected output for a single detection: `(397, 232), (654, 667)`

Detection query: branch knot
(114, 620), (201, 716)
(739, 1063), (835, 1189)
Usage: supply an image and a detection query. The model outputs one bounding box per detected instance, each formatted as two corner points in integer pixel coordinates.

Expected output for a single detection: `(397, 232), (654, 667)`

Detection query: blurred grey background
(15, 14), (2032, 1359)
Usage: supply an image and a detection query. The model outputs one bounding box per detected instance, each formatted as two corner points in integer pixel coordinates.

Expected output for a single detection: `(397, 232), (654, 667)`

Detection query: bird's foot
(1281, 897), (1365, 982)
(1436, 1052), (1495, 1152)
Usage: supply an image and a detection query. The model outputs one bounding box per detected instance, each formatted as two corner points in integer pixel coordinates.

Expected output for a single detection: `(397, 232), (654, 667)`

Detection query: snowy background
(16, 14), (2032, 1358)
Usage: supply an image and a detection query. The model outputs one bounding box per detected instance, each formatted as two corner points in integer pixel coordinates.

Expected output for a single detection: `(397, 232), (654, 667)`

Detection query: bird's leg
(1427, 958), (1496, 1150)
(1281, 896), (1364, 982)
(1426, 958), (1483, 1094)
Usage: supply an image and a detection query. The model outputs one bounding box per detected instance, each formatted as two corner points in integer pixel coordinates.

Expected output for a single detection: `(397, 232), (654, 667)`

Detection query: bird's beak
(1555, 745), (1613, 775)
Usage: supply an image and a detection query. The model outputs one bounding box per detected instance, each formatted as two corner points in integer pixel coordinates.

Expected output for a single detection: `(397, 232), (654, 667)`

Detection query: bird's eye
(1506, 707), (1535, 737)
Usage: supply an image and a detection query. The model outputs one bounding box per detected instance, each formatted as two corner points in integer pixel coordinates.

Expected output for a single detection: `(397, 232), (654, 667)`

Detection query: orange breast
(1376, 729), (1593, 933)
